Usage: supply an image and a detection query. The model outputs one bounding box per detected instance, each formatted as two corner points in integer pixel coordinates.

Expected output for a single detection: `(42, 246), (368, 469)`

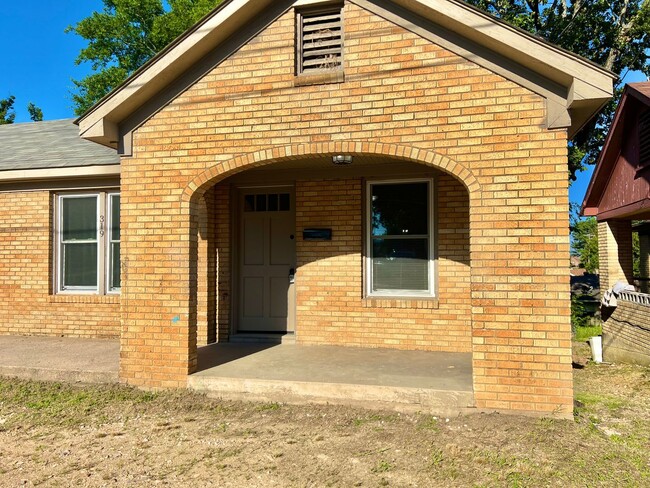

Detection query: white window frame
(55, 190), (120, 295)
(365, 178), (436, 298)
(106, 192), (121, 294)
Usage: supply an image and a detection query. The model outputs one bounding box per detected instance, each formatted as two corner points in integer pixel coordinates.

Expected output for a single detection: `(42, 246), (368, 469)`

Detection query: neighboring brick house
(0, 119), (120, 337)
(3, 0), (614, 415)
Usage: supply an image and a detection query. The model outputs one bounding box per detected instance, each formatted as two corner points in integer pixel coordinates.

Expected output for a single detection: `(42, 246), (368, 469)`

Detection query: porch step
(229, 333), (296, 344)
(188, 375), (475, 416)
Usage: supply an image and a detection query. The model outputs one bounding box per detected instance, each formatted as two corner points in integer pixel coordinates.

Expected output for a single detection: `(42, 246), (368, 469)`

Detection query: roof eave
(77, 0), (283, 147)
(580, 85), (634, 216)
(78, 0), (615, 147)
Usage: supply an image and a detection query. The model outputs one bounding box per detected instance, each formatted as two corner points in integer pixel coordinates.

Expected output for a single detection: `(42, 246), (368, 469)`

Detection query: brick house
(1, 0), (614, 415)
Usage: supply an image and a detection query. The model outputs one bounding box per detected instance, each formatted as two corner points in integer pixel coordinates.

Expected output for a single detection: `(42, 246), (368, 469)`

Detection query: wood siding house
(582, 82), (650, 366)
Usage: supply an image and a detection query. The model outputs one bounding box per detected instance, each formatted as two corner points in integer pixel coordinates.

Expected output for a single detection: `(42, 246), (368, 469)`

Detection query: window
(56, 191), (120, 294)
(366, 180), (434, 297)
(244, 192), (291, 212)
(297, 6), (343, 75)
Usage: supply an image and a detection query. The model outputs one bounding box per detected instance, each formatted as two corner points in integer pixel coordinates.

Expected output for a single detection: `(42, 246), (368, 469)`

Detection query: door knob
(289, 268), (295, 284)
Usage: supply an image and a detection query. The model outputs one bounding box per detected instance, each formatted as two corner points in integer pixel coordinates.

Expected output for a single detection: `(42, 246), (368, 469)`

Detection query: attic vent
(298, 8), (343, 74)
(640, 110), (650, 169)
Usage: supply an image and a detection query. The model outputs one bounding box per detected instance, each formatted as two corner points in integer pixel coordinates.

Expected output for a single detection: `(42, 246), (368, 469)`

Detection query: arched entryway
(181, 142), (479, 412)
(182, 143), (479, 395)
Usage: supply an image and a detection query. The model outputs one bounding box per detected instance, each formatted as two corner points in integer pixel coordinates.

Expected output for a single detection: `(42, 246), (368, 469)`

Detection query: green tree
(27, 103), (43, 122)
(571, 215), (600, 273)
(67, 0), (223, 115)
(0, 96), (16, 125)
(464, 0), (650, 181)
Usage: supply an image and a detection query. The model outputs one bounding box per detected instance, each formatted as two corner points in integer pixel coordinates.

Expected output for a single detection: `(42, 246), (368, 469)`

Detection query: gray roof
(0, 119), (119, 172)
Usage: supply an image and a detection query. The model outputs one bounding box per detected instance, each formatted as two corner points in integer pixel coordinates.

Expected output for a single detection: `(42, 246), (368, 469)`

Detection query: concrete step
(229, 333), (296, 344)
(188, 375), (475, 416)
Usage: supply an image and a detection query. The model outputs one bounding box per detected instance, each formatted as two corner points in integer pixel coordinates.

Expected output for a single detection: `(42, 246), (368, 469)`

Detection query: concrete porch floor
(0, 335), (119, 384)
(0, 336), (475, 415)
(190, 343), (475, 415)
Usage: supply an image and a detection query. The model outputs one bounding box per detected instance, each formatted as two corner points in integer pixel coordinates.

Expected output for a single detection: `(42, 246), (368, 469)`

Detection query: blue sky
(1, 1), (646, 206)
(1, 1), (104, 122)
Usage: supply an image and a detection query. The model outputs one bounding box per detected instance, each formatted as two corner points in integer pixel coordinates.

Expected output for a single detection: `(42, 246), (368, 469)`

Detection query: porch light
(332, 155), (353, 165)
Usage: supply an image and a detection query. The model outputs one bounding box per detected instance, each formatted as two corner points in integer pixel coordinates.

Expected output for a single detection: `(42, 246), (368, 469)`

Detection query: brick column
(598, 220), (634, 291)
(470, 133), (574, 416)
(119, 173), (198, 388)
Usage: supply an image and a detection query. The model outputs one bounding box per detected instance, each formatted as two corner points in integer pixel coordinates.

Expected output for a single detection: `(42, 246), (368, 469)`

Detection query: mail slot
(303, 228), (332, 241)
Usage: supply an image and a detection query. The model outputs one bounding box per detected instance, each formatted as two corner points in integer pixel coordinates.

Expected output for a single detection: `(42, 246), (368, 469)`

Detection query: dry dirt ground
(1, 343), (649, 487)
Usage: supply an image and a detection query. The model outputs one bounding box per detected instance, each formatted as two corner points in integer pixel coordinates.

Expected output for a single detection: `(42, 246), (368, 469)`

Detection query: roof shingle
(0, 119), (119, 172)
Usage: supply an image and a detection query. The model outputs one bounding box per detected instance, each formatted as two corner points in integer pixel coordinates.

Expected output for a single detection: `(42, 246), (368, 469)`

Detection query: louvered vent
(299, 9), (343, 74)
(640, 110), (650, 169)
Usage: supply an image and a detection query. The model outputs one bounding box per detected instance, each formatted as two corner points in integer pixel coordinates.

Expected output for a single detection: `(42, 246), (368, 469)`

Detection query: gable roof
(77, 0), (615, 151)
(581, 82), (650, 220)
(0, 119), (119, 181)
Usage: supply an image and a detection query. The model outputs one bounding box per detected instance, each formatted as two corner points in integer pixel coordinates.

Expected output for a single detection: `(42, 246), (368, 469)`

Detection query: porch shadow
(190, 344), (474, 415)
(196, 342), (279, 371)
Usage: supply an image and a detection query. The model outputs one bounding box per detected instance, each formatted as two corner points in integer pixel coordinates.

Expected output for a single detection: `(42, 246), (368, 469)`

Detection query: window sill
(49, 294), (120, 305)
(294, 71), (345, 87)
(362, 297), (439, 309)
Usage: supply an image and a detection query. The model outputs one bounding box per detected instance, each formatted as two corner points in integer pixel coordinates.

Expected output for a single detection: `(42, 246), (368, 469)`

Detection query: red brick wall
(119, 2), (572, 413)
(0, 191), (120, 338)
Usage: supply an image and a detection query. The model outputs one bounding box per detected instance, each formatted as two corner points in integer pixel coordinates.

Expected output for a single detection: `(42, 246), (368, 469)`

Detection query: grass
(574, 324), (602, 342)
(0, 380), (160, 427)
(0, 345), (649, 487)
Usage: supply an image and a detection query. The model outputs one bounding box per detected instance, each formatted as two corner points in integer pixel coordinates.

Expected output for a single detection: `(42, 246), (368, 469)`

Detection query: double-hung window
(56, 191), (120, 294)
(367, 180), (435, 297)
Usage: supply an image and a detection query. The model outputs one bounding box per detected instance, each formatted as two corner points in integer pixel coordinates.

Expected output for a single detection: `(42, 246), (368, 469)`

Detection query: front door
(237, 187), (296, 333)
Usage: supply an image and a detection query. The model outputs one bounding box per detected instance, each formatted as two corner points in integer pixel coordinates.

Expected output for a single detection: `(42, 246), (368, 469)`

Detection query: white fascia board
(0, 165), (120, 182)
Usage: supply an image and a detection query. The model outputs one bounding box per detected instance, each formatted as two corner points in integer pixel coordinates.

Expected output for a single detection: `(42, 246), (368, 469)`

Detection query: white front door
(238, 187), (296, 333)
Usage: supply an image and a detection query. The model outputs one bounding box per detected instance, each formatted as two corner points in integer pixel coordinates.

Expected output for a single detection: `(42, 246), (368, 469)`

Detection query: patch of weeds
(372, 460), (394, 473)
(417, 415), (440, 432)
(474, 449), (520, 470)
(134, 391), (158, 403)
(257, 402), (281, 412)
(352, 413), (396, 427)
(537, 416), (557, 429)
(576, 392), (627, 413)
(506, 471), (530, 488)
(430, 448), (444, 468)
(0, 379), (165, 428)
(574, 325), (602, 342)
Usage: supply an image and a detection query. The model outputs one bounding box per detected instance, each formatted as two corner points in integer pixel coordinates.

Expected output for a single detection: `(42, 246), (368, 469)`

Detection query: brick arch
(182, 142), (480, 202)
